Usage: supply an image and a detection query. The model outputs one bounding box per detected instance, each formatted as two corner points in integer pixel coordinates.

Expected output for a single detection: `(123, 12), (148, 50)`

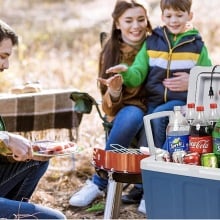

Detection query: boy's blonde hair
(160, 0), (192, 13)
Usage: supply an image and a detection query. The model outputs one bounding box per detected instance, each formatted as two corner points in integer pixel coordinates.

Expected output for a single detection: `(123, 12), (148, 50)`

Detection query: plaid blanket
(0, 89), (82, 133)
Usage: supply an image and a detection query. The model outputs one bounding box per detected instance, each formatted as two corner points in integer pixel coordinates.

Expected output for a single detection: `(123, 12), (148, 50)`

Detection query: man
(0, 19), (66, 219)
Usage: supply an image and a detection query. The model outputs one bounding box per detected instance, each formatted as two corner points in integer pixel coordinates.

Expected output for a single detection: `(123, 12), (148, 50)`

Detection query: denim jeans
(0, 157), (49, 201)
(0, 197), (66, 219)
(138, 100), (186, 148)
(92, 105), (145, 190)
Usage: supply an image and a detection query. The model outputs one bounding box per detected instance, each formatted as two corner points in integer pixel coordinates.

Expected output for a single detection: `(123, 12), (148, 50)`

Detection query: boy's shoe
(138, 198), (146, 215)
(121, 186), (143, 204)
(69, 179), (104, 207)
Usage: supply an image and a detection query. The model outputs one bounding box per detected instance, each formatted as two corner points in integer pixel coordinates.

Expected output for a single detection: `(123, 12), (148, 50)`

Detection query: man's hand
(163, 72), (189, 91)
(7, 133), (32, 161)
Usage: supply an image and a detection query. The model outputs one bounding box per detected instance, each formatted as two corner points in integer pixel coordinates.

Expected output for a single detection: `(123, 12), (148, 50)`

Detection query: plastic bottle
(189, 105), (212, 154)
(165, 106), (190, 154)
(209, 103), (219, 131)
(185, 103), (195, 125)
(212, 119), (220, 167)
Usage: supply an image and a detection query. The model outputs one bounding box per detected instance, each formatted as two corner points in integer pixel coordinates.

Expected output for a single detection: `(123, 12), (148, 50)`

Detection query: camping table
(0, 89), (82, 141)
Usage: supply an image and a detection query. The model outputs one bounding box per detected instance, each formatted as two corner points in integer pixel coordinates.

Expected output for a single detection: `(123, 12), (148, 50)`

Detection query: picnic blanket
(0, 89), (83, 141)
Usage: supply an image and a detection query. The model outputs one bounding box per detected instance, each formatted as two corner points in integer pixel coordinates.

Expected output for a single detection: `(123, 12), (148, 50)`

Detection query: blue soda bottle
(164, 106), (190, 154)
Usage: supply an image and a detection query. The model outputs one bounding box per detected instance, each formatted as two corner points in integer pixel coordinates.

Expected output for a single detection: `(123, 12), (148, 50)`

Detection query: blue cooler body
(141, 156), (220, 219)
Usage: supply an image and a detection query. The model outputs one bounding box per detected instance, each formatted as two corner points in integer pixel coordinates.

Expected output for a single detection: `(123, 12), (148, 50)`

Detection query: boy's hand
(163, 72), (189, 91)
(106, 64), (128, 74)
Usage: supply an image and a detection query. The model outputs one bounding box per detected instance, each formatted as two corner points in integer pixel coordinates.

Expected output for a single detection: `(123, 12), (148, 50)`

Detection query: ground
(31, 154), (146, 219)
(1, 0), (220, 219)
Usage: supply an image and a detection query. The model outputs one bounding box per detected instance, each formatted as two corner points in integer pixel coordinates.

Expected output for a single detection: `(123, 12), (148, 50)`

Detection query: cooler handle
(143, 111), (174, 155)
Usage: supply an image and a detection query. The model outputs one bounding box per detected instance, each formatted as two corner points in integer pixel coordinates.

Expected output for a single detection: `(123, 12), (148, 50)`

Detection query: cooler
(141, 156), (220, 219)
(141, 66), (220, 219)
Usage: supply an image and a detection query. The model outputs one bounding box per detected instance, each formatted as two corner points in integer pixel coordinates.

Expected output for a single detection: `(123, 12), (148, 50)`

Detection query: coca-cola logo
(190, 140), (209, 149)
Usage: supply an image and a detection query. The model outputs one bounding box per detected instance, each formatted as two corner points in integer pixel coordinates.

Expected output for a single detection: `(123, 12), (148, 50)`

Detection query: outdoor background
(1, 0), (220, 219)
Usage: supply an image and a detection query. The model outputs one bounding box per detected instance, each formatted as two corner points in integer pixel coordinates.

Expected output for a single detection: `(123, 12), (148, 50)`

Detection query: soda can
(183, 152), (201, 165)
(172, 150), (187, 163)
(155, 148), (171, 162)
(201, 153), (218, 168)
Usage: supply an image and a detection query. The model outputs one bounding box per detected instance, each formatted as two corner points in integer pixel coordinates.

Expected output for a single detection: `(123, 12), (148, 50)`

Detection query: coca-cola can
(172, 150), (187, 163)
(183, 152), (201, 165)
(155, 148), (171, 162)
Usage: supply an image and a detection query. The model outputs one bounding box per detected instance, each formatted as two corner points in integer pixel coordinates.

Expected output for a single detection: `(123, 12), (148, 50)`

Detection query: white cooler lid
(141, 156), (220, 181)
(187, 65), (220, 116)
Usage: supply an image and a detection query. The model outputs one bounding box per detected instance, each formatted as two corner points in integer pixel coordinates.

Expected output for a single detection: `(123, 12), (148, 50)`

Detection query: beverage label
(167, 134), (189, 154)
(189, 136), (212, 154)
(213, 137), (220, 155)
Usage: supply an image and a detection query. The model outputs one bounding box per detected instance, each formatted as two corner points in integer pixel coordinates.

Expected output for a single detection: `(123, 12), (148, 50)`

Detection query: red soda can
(183, 152), (201, 165)
(172, 150), (187, 163)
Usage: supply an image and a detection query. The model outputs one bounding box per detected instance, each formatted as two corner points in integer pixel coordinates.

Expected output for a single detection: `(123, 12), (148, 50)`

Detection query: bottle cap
(196, 106), (204, 111)
(210, 103), (217, 109)
(187, 103), (195, 108)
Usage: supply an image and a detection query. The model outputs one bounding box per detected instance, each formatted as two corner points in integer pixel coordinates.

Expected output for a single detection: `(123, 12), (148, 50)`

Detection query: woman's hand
(163, 72), (189, 91)
(106, 64), (128, 74)
(98, 74), (123, 91)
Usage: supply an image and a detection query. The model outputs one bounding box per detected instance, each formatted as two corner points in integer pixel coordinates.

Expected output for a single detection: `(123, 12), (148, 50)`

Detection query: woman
(69, 0), (152, 212)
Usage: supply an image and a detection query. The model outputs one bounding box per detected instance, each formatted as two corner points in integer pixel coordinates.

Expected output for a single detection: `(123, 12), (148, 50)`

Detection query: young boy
(106, 0), (212, 213)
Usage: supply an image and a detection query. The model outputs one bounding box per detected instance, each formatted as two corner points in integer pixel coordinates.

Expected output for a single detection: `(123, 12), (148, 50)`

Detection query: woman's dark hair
(98, 0), (152, 95)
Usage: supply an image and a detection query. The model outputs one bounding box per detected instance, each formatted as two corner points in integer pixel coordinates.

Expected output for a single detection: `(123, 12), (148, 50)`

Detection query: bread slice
(22, 83), (42, 93)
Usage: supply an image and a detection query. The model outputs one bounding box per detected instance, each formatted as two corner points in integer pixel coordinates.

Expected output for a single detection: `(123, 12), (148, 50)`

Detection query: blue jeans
(135, 100), (186, 191)
(0, 197), (66, 219)
(138, 100), (186, 148)
(0, 157), (49, 201)
(93, 105), (145, 190)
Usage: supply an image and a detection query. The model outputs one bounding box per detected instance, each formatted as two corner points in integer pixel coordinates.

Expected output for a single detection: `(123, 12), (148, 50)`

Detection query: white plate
(33, 147), (81, 157)
(32, 140), (83, 157)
